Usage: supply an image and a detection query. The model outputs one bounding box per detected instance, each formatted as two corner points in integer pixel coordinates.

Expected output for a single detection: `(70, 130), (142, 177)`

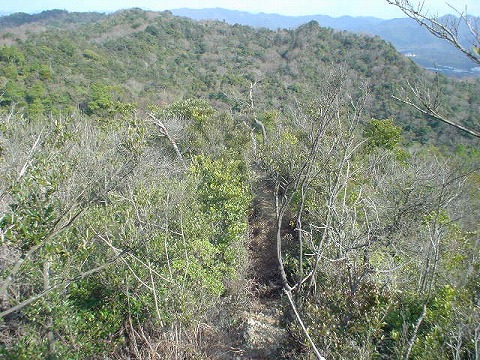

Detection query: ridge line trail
(233, 170), (287, 359)
(248, 173), (282, 296)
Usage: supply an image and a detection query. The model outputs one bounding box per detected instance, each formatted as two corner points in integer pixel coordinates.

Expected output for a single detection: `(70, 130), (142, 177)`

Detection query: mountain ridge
(1, 7), (478, 76)
(171, 7), (480, 76)
(0, 8), (478, 145)
(0, 9), (104, 29)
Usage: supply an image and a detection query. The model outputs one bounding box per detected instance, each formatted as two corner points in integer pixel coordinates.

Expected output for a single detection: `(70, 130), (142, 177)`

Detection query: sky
(1, 0), (479, 19)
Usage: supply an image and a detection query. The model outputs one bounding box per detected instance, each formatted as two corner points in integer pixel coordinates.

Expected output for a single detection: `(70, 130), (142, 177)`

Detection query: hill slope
(0, 8), (478, 145)
(171, 8), (480, 76)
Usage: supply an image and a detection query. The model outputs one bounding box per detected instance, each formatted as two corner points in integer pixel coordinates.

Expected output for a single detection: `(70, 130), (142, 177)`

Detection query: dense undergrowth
(0, 8), (479, 359)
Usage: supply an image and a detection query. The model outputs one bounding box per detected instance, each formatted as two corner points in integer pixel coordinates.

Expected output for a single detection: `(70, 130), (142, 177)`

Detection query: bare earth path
(231, 172), (287, 359)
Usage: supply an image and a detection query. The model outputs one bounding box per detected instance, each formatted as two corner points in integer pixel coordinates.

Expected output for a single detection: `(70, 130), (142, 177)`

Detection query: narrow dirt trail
(248, 176), (282, 295)
(231, 172), (287, 359)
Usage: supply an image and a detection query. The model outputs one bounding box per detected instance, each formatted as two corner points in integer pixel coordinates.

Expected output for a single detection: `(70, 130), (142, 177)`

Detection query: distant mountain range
(171, 8), (480, 77)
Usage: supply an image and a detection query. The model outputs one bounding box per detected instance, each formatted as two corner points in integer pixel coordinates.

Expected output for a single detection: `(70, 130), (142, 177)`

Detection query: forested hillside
(0, 8), (479, 359)
(0, 9), (479, 144)
(171, 8), (480, 76)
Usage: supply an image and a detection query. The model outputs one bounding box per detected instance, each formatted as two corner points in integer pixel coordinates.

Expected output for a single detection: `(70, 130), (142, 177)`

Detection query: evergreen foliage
(0, 9), (478, 359)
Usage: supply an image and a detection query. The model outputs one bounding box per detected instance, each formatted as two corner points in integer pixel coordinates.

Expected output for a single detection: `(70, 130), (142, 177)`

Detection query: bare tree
(262, 67), (372, 358)
(386, 0), (479, 65)
(386, 0), (480, 138)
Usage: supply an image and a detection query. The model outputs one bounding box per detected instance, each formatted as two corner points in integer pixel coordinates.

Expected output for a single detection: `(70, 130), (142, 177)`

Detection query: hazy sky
(1, 0), (479, 19)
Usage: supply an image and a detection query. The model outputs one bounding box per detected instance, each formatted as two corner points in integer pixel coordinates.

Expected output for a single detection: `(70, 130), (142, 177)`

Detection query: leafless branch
(16, 133), (42, 181)
(0, 252), (124, 318)
(391, 80), (480, 138)
(284, 289), (326, 360)
(249, 81), (267, 143)
(386, 0), (480, 65)
(148, 113), (186, 168)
